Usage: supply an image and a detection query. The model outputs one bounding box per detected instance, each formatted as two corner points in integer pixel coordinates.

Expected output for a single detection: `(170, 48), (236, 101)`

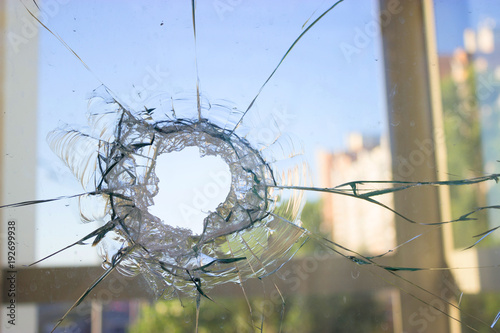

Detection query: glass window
(2, 1), (500, 332)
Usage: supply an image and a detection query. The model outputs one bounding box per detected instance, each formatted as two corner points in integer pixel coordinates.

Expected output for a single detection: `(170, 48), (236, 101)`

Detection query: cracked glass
(2, 1), (500, 332)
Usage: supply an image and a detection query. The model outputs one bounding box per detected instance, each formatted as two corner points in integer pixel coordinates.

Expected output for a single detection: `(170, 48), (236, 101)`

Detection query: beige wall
(1, 0), (39, 331)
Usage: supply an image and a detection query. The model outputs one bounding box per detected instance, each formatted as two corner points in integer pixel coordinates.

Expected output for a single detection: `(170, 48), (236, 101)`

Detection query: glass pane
(434, 0), (500, 330)
(2, 1), (500, 332)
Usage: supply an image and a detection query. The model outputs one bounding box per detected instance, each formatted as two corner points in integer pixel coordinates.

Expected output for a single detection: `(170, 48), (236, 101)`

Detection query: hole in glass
(149, 146), (231, 235)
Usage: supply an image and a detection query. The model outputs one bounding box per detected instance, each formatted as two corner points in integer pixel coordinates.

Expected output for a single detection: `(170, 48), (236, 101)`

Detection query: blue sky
(28, 0), (500, 264)
(36, 0), (386, 151)
(434, 0), (500, 53)
(32, 0), (392, 264)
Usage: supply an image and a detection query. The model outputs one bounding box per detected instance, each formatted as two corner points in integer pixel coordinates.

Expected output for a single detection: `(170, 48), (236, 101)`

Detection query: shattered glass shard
(47, 88), (308, 300)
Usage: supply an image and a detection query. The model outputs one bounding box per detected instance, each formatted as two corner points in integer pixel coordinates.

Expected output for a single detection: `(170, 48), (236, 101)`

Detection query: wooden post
(379, 0), (458, 331)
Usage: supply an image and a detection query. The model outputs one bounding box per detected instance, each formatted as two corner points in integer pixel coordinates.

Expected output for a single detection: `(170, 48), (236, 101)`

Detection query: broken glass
(2, 0), (500, 332)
